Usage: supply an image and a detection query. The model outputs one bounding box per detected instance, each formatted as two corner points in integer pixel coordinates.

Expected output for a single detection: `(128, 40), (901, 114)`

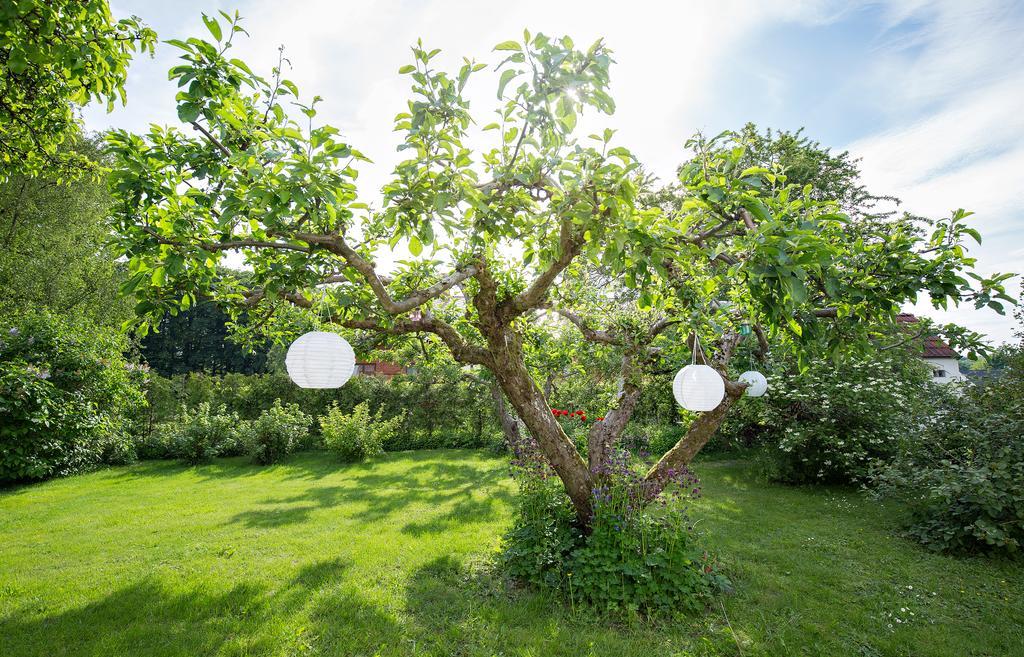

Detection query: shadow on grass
(0, 555), (412, 657)
(111, 449), (499, 484)
(226, 456), (512, 530)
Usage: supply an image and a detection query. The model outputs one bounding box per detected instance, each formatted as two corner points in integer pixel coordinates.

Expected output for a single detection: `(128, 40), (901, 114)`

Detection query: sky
(86, 0), (1024, 344)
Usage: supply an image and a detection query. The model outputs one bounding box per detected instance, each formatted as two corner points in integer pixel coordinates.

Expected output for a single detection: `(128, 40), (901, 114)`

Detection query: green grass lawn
(1, 450), (1021, 657)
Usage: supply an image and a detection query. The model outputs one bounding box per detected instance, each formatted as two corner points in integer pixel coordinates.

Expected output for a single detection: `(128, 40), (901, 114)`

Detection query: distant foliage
(244, 400), (310, 465)
(0, 136), (134, 329)
(142, 369), (499, 450)
(0, 0), (155, 181)
(871, 347), (1024, 554)
(321, 402), (405, 462)
(502, 448), (725, 615)
(0, 312), (146, 483)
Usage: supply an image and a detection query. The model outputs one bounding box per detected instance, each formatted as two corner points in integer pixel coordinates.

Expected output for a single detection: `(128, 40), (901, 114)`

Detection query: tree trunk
(641, 380), (745, 499)
(488, 379), (522, 452)
(587, 350), (643, 473)
(486, 331), (594, 524)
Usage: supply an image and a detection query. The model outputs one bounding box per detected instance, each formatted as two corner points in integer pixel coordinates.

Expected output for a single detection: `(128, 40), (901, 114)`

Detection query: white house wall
(925, 357), (965, 384)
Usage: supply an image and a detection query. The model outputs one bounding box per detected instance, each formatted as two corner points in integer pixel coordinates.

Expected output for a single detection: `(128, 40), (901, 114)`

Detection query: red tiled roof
(922, 336), (960, 358)
(896, 314), (960, 358)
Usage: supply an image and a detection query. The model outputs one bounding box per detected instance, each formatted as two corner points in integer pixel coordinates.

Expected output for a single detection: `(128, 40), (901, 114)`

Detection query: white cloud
(847, 0), (1024, 344)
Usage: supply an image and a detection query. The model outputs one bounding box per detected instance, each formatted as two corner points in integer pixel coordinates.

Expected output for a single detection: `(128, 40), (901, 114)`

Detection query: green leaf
(741, 198), (772, 224)
(177, 103), (201, 123)
(494, 41), (522, 52)
(409, 236), (423, 256)
(202, 14), (222, 41)
(497, 69), (518, 99)
(398, 64), (416, 74)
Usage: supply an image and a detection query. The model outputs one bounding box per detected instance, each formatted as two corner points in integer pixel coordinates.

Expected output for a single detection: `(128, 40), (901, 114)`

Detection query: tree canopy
(0, 135), (134, 328)
(0, 0), (155, 182)
(107, 15), (1014, 524)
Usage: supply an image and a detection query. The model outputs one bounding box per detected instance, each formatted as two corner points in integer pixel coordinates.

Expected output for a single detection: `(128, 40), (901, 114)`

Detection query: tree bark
(474, 259), (594, 523)
(640, 379), (745, 499)
(488, 379), (522, 452)
(489, 339), (594, 524)
(587, 350), (643, 473)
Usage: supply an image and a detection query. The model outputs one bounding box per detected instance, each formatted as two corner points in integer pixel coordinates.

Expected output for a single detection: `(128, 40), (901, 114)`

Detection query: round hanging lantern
(673, 365), (725, 412)
(285, 331), (356, 389)
(738, 370), (768, 397)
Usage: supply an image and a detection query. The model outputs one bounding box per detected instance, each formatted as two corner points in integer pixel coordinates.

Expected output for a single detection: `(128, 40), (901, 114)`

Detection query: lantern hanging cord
(316, 287), (332, 326)
(692, 333), (708, 366)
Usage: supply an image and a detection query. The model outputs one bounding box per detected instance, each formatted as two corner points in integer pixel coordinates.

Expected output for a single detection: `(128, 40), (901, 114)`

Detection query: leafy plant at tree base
(107, 12), (1013, 532)
(321, 401), (404, 462)
(0, 0), (155, 181)
(502, 448), (725, 615)
(0, 312), (147, 483)
(244, 400), (310, 465)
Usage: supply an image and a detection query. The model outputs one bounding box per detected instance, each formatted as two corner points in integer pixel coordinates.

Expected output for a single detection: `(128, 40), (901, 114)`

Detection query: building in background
(355, 360), (408, 380)
(897, 313), (965, 384)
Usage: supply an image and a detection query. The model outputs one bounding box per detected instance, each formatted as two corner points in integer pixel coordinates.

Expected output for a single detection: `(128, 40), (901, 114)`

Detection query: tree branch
(502, 217), (582, 317)
(290, 231), (479, 315)
(340, 316), (492, 366)
(553, 308), (622, 345)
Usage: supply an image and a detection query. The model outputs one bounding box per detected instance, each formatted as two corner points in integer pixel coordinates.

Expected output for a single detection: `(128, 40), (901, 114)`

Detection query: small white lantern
(738, 370), (768, 397)
(673, 365), (725, 412)
(285, 331), (356, 389)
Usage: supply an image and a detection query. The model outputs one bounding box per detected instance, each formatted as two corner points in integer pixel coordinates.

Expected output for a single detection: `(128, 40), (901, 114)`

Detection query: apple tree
(107, 15), (1013, 526)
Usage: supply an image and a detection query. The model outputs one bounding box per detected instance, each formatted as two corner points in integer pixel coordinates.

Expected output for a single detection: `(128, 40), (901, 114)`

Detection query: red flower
(597, 416), (604, 422)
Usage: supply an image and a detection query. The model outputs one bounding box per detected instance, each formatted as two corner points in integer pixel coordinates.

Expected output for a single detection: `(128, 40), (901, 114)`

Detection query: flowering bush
(741, 350), (933, 484)
(501, 440), (726, 615)
(0, 312), (147, 483)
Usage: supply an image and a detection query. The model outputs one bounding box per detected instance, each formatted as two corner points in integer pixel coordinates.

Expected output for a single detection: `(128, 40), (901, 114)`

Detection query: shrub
(157, 402), (245, 464)
(141, 367), (500, 450)
(743, 350), (932, 484)
(244, 400), (310, 465)
(321, 401), (405, 462)
(0, 312), (146, 483)
(134, 428), (175, 461)
(871, 352), (1024, 554)
(501, 449), (725, 615)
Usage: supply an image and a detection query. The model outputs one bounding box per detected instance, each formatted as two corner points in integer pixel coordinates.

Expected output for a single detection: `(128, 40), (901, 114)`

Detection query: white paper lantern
(673, 364), (725, 412)
(738, 370), (768, 397)
(285, 331), (356, 389)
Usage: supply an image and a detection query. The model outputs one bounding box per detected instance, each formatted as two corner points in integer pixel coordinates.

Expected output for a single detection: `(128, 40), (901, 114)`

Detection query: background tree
(0, 0), (155, 181)
(107, 16), (1013, 527)
(0, 134), (133, 329)
(140, 300), (269, 376)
